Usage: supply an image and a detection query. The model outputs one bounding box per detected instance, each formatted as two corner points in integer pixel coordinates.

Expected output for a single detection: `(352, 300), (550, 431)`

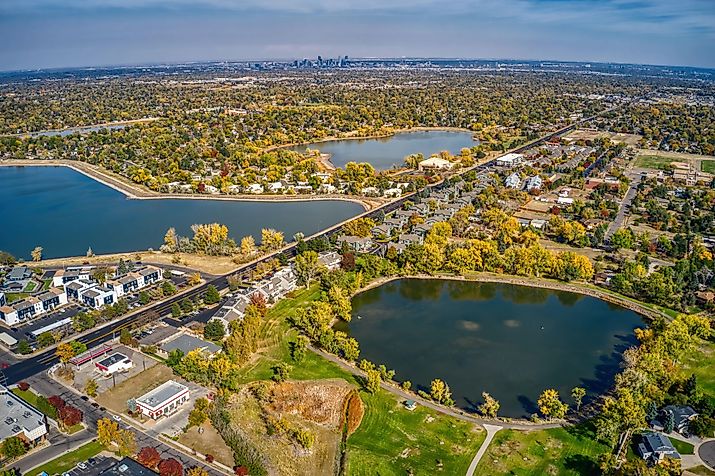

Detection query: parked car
(77, 462), (87, 470)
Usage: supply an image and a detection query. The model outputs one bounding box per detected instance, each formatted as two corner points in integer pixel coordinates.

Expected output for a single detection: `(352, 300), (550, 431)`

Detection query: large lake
(339, 279), (643, 418)
(288, 130), (477, 170)
(0, 166), (363, 259)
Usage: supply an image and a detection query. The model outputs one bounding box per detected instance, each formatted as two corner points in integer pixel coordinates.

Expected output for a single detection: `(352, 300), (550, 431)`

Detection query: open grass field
(635, 154), (678, 170)
(30, 440), (104, 476)
(345, 390), (485, 476)
(702, 160), (715, 174)
(475, 422), (610, 475)
(681, 334), (715, 397)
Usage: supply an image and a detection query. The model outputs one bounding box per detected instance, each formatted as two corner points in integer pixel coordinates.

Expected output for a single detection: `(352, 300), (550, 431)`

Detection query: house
(137, 266), (163, 287)
(696, 290), (714, 306)
(412, 223), (433, 237)
(52, 268), (92, 287)
(361, 186), (380, 196)
(418, 157), (454, 171)
(95, 353), (133, 375)
(246, 183), (264, 194)
(661, 405), (698, 434)
(386, 243), (407, 255)
(505, 173), (522, 189)
(336, 235), (373, 253)
(637, 432), (680, 464)
(37, 288), (68, 312)
(383, 188), (402, 198)
(318, 183), (338, 194)
(398, 234), (422, 246)
(530, 219), (547, 231)
(267, 181), (284, 193)
(371, 224), (394, 238)
(133, 380), (190, 420)
(6, 267), (32, 282)
(65, 279), (96, 300)
(0, 385), (48, 447)
(318, 251), (342, 270)
(496, 153), (523, 167)
(524, 175), (543, 191)
(557, 196), (574, 207)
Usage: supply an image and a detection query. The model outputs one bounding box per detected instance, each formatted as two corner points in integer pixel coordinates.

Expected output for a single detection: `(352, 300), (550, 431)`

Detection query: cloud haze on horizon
(1, 0), (714, 71)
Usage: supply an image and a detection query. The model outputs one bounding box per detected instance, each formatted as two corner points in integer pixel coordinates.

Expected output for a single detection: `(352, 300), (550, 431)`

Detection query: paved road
(15, 373), (225, 476)
(467, 424), (502, 476)
(605, 171), (639, 241)
(699, 440), (715, 471)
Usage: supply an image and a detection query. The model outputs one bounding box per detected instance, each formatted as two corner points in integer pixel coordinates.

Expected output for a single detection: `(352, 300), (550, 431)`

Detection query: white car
(112, 415), (122, 421)
(77, 462), (88, 470)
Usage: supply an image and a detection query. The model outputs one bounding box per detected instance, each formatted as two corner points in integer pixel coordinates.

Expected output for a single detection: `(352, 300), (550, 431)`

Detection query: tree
(163, 227), (178, 252)
(239, 235), (257, 256)
(203, 320), (225, 341)
(97, 418), (119, 447)
(37, 332), (54, 348)
(272, 362), (292, 382)
(1, 436), (27, 459)
(664, 411), (675, 433)
(537, 389), (568, 420)
(16, 340), (31, 354)
(261, 228), (284, 251)
(430, 379), (453, 405)
(290, 336), (308, 362)
(162, 280), (177, 296)
(571, 387), (586, 412)
(59, 405), (83, 428)
(86, 246), (94, 257)
(343, 218), (376, 238)
(171, 302), (182, 318)
(31, 246), (43, 262)
(327, 285), (352, 321)
(158, 458), (184, 476)
(119, 328), (134, 346)
(186, 469), (208, 476)
(364, 369), (381, 394)
(478, 392), (500, 418)
(187, 273), (202, 286)
(204, 285), (220, 304)
(295, 251), (319, 286)
(180, 297), (194, 313)
(85, 379), (98, 397)
(137, 446), (162, 468)
(56, 342), (78, 365)
(139, 291), (150, 305)
(611, 227), (634, 251)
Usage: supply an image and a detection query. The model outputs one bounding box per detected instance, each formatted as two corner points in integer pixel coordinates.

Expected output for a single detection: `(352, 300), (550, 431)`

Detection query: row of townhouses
(0, 288), (68, 326)
(212, 251), (341, 327)
(65, 266), (163, 310)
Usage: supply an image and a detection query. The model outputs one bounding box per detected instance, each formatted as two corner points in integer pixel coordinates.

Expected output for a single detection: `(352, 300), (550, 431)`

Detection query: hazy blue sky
(1, 0), (714, 71)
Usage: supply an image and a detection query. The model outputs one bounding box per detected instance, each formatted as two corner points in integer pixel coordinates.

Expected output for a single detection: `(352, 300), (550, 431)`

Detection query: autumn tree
(31, 246), (43, 262)
(137, 446), (162, 468)
(364, 369), (381, 394)
(571, 387), (586, 412)
(342, 217), (376, 238)
(478, 392), (500, 418)
(261, 228), (285, 251)
(327, 285), (351, 321)
(158, 458), (184, 476)
(295, 251), (319, 286)
(537, 389), (569, 420)
(239, 235), (257, 256)
(430, 379), (453, 406)
(163, 227), (178, 252)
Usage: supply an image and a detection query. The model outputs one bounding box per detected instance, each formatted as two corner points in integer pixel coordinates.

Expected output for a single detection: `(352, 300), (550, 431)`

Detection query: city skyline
(1, 0), (714, 71)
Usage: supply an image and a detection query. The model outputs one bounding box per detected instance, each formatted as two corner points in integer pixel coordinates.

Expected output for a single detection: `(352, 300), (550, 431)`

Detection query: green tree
(478, 392), (500, 418)
(36, 332), (54, 348)
(171, 302), (182, 318)
(290, 336), (309, 362)
(180, 297), (194, 313)
(16, 340), (31, 354)
(161, 280), (177, 296)
(204, 285), (220, 304)
(272, 362), (292, 382)
(364, 369), (381, 394)
(139, 291), (150, 305)
(203, 320), (226, 341)
(327, 285), (352, 321)
(295, 251), (319, 286)
(1, 436), (27, 459)
(119, 328), (134, 346)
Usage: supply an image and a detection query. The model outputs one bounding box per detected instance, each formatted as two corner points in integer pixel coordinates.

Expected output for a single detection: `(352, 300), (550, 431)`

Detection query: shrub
(16, 382), (29, 391)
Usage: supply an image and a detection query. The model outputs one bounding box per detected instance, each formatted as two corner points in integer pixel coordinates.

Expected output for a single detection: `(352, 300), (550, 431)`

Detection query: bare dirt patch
(267, 379), (354, 428)
(178, 421), (235, 467)
(95, 363), (175, 413)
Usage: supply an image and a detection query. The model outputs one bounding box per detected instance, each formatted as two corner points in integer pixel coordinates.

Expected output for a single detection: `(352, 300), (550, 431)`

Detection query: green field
(681, 335), (715, 397)
(702, 160), (715, 174)
(30, 440), (103, 476)
(634, 154), (677, 170)
(475, 422), (610, 475)
(345, 390), (485, 476)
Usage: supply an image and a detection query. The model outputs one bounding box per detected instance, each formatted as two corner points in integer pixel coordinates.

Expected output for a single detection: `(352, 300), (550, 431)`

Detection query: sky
(1, 0), (714, 71)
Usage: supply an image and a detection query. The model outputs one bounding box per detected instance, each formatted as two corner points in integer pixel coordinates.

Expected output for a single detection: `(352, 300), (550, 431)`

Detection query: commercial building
(95, 353), (133, 375)
(134, 380), (190, 420)
(496, 153), (524, 167)
(0, 385), (48, 447)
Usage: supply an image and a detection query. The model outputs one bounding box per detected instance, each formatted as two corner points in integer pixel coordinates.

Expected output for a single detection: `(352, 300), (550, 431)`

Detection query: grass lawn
(29, 440), (103, 476)
(12, 388), (58, 419)
(24, 281), (37, 292)
(635, 154), (677, 170)
(701, 160), (715, 174)
(476, 422), (610, 475)
(42, 279), (53, 291)
(670, 437), (694, 455)
(6, 292), (29, 303)
(65, 423), (85, 435)
(689, 465), (715, 476)
(681, 334), (715, 398)
(345, 390), (485, 476)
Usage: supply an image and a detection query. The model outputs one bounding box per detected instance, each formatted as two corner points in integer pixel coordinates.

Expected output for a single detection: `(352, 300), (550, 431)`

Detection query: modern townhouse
(336, 235), (374, 253)
(0, 288), (68, 326)
(81, 285), (117, 309)
(52, 268), (93, 287)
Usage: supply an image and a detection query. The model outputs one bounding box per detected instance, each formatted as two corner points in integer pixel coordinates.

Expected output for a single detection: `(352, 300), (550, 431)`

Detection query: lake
(288, 130), (477, 170)
(339, 279), (643, 418)
(0, 166), (363, 259)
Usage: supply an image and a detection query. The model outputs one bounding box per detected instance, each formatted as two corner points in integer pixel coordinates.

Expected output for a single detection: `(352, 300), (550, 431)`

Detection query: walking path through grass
(467, 424), (502, 475)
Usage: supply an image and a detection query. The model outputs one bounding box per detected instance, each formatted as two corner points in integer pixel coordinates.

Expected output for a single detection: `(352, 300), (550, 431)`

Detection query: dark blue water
(340, 279), (643, 417)
(289, 130), (477, 170)
(0, 166), (363, 259)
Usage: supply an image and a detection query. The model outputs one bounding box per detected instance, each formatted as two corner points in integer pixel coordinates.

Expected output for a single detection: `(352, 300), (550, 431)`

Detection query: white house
(0, 288), (67, 326)
(524, 175), (543, 191)
(418, 157), (454, 171)
(557, 196), (574, 206)
(505, 172), (522, 189)
(134, 380), (190, 420)
(80, 286), (116, 309)
(246, 183), (264, 194)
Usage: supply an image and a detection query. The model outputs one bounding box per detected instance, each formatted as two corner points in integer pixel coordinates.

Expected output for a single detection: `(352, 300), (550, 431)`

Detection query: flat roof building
(0, 385), (48, 446)
(135, 380), (190, 420)
(95, 353), (133, 375)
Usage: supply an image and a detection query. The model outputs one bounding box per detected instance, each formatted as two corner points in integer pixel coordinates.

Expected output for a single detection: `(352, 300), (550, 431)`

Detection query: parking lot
(61, 455), (114, 476)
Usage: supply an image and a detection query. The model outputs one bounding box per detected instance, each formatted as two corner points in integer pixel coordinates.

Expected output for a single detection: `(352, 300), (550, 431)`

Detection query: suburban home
(159, 333), (221, 358)
(133, 380), (190, 420)
(317, 251), (342, 270)
(398, 233), (423, 246)
(0, 288), (68, 326)
(371, 224), (394, 238)
(637, 432), (680, 464)
(505, 172), (522, 189)
(52, 268), (92, 287)
(246, 183), (264, 194)
(65, 279), (96, 300)
(524, 175), (543, 191)
(0, 385), (48, 448)
(386, 243), (407, 255)
(660, 405), (698, 434)
(336, 235), (374, 253)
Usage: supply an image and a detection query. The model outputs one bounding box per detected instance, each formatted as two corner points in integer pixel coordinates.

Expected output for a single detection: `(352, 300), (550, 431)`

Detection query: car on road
(112, 415), (121, 421)
(81, 395), (89, 401)
(99, 406), (106, 411)
(91, 402), (99, 408)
